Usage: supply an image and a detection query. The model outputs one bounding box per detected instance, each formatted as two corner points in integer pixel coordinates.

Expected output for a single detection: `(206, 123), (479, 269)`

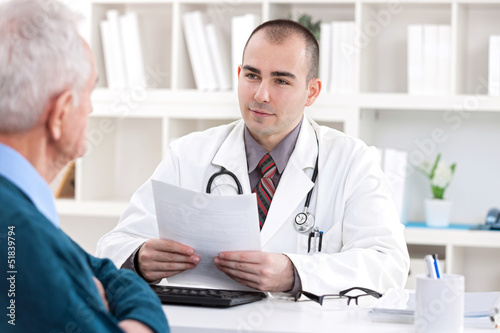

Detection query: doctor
(97, 19), (409, 296)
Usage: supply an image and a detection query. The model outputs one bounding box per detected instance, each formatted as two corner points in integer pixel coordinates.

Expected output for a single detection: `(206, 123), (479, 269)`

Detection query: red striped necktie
(253, 154), (277, 230)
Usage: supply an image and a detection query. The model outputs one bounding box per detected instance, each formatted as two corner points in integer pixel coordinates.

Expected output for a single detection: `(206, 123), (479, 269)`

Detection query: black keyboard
(151, 285), (267, 307)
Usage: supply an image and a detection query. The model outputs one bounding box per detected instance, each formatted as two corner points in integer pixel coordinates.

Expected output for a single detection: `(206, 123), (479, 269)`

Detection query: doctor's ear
(47, 89), (74, 141)
(305, 78), (322, 107)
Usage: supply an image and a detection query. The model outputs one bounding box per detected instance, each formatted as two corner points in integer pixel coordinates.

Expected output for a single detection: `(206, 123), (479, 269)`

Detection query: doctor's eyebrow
(242, 65), (261, 75)
(270, 71), (296, 80)
(242, 65), (297, 80)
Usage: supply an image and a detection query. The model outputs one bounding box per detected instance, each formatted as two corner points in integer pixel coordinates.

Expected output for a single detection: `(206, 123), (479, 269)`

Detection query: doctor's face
(238, 31), (321, 150)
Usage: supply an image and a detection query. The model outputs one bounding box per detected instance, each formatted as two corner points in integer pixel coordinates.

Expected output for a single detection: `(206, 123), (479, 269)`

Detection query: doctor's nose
(254, 82), (270, 104)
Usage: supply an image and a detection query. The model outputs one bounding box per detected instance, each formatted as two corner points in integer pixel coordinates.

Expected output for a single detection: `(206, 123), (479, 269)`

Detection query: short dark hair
(242, 19), (319, 84)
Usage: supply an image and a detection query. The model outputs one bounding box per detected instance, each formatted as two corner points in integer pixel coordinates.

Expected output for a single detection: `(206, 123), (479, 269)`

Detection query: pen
(308, 229), (324, 253)
(318, 231), (323, 252)
(308, 232), (313, 253)
(313, 229), (317, 253)
(432, 254), (441, 279)
(424, 255), (437, 279)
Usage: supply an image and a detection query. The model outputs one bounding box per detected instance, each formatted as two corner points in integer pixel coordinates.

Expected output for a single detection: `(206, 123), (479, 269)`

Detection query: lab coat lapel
(260, 118), (318, 248)
(210, 120), (251, 195)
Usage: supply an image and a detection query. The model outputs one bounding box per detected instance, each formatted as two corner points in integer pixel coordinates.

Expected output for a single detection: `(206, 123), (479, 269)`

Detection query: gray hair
(0, 0), (90, 133)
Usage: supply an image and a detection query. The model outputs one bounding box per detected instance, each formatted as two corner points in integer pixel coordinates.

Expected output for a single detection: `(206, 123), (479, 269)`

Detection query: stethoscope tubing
(206, 129), (320, 235)
(205, 167), (243, 194)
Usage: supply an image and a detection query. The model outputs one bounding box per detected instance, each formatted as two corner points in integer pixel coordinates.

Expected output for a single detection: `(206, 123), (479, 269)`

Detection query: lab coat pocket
(321, 222), (342, 253)
(296, 232), (313, 254)
(296, 222), (343, 254)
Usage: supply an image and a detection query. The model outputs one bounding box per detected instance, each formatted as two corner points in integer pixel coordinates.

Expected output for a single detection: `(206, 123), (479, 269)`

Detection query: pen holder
(414, 274), (464, 333)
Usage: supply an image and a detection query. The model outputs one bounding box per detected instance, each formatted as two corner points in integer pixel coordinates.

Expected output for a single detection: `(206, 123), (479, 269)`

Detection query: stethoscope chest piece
(294, 212), (315, 233)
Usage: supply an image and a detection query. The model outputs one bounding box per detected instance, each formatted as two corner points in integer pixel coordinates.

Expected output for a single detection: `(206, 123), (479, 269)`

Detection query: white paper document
(151, 180), (261, 291)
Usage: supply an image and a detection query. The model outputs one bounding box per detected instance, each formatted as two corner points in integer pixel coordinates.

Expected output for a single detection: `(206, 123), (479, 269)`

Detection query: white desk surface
(162, 297), (493, 333)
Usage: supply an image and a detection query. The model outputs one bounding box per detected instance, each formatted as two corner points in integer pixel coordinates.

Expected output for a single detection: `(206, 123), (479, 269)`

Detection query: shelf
(318, 92), (500, 111)
(356, 93), (500, 111)
(362, 0), (452, 3)
(56, 199), (128, 218)
(269, 0), (356, 4)
(93, 0), (173, 3)
(404, 226), (500, 248)
(91, 89), (500, 115)
(91, 88), (240, 117)
(92, 87), (237, 101)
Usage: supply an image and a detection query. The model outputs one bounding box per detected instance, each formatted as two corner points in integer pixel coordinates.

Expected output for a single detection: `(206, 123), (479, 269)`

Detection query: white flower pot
(424, 199), (452, 227)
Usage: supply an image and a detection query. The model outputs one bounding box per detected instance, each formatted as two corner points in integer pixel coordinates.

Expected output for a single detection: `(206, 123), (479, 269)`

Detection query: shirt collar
(244, 118), (303, 175)
(0, 143), (60, 227)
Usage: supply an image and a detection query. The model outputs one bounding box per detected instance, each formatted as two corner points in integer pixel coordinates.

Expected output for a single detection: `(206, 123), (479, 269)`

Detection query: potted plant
(297, 14), (321, 40)
(417, 154), (456, 227)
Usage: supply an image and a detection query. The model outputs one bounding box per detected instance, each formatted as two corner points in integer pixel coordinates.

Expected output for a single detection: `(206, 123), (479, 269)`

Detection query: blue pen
(432, 254), (441, 279)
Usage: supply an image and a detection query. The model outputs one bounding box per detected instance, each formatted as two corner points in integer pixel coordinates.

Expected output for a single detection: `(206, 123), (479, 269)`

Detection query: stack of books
(319, 21), (357, 94)
(100, 10), (145, 90)
(231, 14), (259, 90)
(407, 25), (451, 95)
(489, 35), (500, 96)
(377, 148), (408, 223)
(183, 11), (257, 91)
(370, 288), (500, 329)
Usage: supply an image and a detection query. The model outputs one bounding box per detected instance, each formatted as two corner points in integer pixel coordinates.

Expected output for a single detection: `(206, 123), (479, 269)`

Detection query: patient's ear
(47, 90), (74, 141)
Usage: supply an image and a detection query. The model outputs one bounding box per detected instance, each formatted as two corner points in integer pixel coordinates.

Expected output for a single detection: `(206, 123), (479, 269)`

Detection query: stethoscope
(205, 167), (243, 195)
(293, 153), (318, 234)
(206, 139), (319, 235)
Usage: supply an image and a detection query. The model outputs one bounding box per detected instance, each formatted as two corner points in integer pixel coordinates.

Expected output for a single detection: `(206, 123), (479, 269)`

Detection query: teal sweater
(0, 176), (169, 332)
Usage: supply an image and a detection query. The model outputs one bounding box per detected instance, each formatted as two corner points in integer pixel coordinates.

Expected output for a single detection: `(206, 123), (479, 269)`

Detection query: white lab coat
(96, 116), (409, 295)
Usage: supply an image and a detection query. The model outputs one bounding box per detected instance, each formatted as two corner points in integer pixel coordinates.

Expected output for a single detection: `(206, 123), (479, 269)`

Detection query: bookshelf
(58, 0), (500, 290)
(404, 223), (500, 292)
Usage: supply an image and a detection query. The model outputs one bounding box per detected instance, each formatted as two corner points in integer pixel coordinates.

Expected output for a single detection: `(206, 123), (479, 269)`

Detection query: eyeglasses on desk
(301, 287), (382, 306)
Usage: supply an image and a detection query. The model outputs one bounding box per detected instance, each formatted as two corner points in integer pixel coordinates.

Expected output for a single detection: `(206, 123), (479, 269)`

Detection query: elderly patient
(0, 1), (169, 332)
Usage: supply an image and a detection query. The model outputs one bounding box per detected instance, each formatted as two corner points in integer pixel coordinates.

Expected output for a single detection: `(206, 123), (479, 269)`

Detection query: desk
(162, 297), (491, 333)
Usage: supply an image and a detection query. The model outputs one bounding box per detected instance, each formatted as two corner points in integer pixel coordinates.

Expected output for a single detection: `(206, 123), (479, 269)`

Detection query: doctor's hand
(214, 251), (294, 292)
(137, 239), (200, 282)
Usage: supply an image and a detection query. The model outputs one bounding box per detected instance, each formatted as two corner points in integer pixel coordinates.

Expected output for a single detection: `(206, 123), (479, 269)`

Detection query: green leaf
(429, 153), (441, 180)
(415, 165), (430, 178)
(432, 185), (445, 199)
(296, 13), (322, 40)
